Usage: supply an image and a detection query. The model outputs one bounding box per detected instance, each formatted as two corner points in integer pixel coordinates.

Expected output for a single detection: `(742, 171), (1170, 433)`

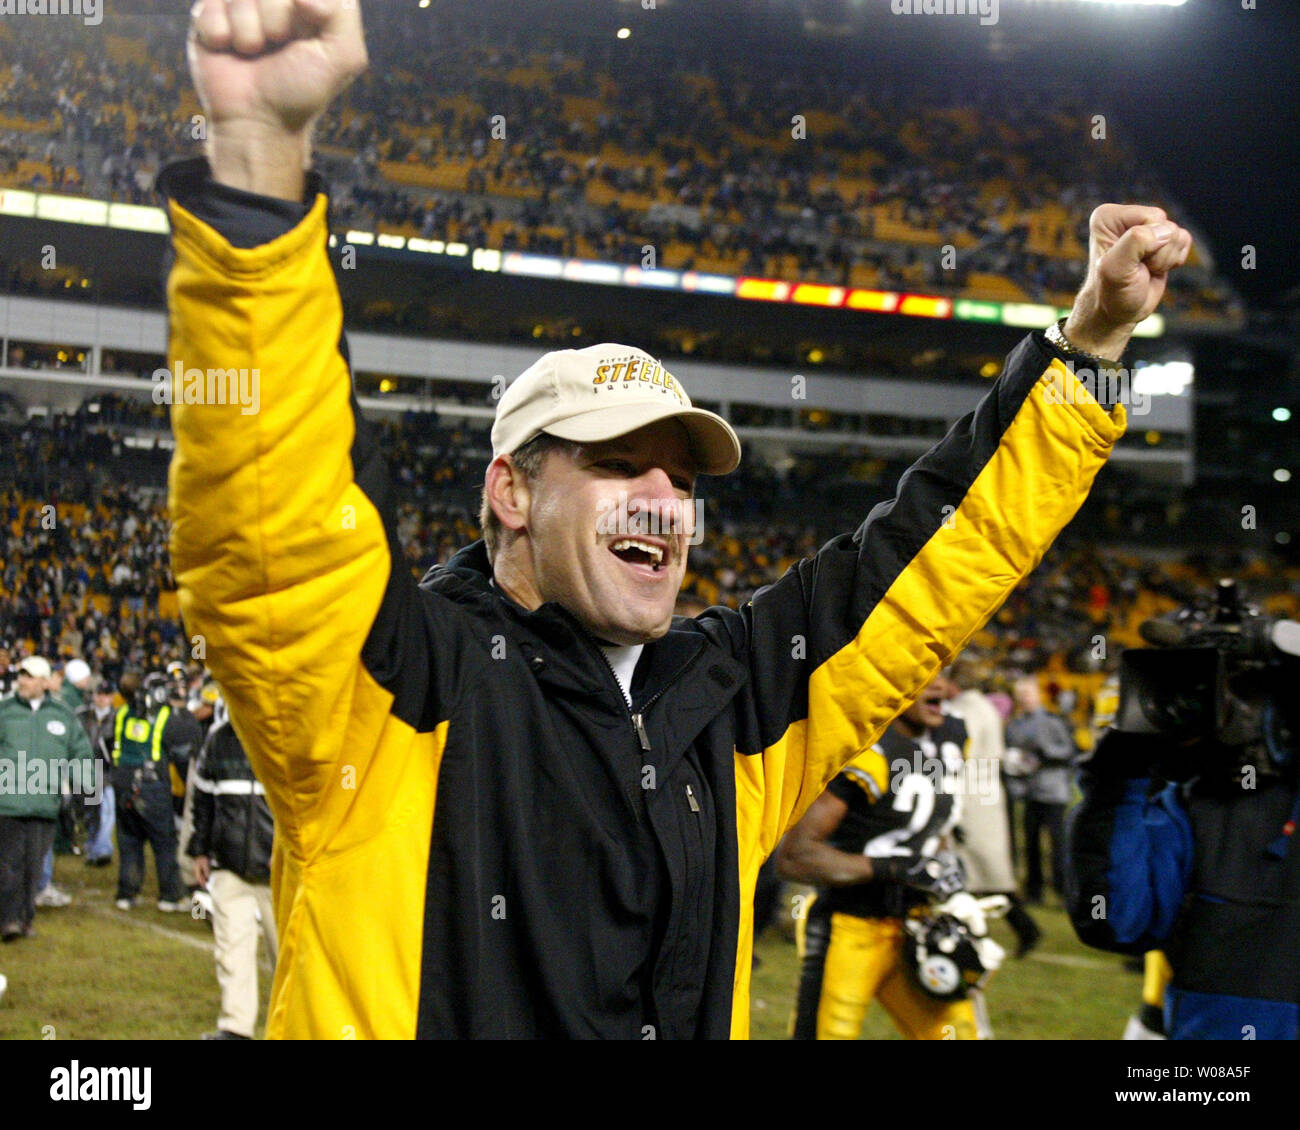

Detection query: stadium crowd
(0, 10), (1239, 321)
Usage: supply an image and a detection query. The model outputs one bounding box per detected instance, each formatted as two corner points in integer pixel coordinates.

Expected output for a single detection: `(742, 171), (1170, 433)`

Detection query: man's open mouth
(609, 538), (667, 572)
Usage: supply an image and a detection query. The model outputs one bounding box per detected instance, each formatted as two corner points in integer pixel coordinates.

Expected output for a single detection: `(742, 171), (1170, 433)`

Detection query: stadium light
(1131, 360), (1193, 397)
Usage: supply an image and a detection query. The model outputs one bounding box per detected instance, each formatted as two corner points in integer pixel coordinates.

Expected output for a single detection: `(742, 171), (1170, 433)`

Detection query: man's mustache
(596, 494), (705, 551)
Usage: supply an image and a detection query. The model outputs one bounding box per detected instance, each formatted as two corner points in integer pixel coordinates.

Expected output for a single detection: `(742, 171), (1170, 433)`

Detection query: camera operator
(1065, 580), (1300, 1040)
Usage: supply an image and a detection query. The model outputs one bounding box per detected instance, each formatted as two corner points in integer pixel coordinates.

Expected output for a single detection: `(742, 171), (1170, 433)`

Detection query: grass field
(0, 853), (1139, 1040)
(0, 853), (271, 1041)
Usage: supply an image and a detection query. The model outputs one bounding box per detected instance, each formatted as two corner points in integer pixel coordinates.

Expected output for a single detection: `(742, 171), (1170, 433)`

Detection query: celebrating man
(165, 0), (1191, 1038)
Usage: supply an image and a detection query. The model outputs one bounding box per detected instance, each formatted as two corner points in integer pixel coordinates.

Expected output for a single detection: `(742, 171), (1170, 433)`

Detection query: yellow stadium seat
(964, 273), (1031, 301)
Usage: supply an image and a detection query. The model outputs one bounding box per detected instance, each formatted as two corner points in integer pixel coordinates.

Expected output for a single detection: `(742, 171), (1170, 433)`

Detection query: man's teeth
(611, 539), (664, 565)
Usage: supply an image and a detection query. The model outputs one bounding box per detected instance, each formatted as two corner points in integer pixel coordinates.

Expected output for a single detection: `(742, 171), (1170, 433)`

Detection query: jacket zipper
(628, 660), (710, 825)
(588, 645), (652, 822)
(592, 636), (708, 753)
(634, 712), (702, 815)
(632, 711), (652, 752)
(585, 629), (709, 820)
(590, 643), (643, 738)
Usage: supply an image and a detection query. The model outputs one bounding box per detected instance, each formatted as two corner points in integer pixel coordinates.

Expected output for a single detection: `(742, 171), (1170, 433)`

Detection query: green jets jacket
(159, 157), (1125, 1039)
(0, 693), (96, 820)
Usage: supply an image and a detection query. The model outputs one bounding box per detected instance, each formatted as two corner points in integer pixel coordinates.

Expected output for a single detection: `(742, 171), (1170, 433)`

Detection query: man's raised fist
(188, 0), (368, 198)
(1065, 203), (1194, 362)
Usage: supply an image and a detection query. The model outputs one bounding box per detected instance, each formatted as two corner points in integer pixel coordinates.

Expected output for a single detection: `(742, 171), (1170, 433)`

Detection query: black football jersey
(816, 714), (968, 919)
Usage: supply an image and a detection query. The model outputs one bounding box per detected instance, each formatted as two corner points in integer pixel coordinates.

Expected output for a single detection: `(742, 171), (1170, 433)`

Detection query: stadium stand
(0, 8), (1241, 323)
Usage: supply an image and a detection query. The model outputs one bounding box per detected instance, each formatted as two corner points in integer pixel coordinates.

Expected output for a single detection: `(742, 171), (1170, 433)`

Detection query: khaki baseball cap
(17, 656), (52, 679)
(491, 344), (741, 475)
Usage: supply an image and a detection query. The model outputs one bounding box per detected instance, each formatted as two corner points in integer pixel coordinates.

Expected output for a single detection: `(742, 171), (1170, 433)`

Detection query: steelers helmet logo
(919, 955), (961, 996)
(905, 912), (991, 1000)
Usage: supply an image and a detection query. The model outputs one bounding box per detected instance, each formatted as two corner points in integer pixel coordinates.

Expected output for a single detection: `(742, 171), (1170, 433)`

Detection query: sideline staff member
(167, 0), (1191, 1038)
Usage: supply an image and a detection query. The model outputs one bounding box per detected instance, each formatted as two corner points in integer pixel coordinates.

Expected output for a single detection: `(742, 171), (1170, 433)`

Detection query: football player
(779, 675), (977, 1039)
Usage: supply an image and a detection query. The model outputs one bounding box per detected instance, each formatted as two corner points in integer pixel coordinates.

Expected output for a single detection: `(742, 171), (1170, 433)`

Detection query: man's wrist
(867, 856), (901, 883)
(207, 121), (313, 202)
(1059, 313), (1131, 365)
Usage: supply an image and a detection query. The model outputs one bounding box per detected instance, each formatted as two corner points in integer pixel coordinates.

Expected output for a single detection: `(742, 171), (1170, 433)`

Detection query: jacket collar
(436, 539), (494, 593)
(425, 541), (615, 684)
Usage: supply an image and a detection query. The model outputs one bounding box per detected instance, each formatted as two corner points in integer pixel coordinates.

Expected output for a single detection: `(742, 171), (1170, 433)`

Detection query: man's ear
(485, 454), (530, 535)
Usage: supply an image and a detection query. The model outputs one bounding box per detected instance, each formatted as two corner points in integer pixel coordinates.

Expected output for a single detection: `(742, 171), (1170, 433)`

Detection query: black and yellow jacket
(159, 157), (1124, 1039)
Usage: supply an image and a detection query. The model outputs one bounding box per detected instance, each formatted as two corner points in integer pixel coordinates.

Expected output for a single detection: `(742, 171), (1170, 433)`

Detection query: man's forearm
(779, 840), (877, 887)
(162, 152), (420, 862)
